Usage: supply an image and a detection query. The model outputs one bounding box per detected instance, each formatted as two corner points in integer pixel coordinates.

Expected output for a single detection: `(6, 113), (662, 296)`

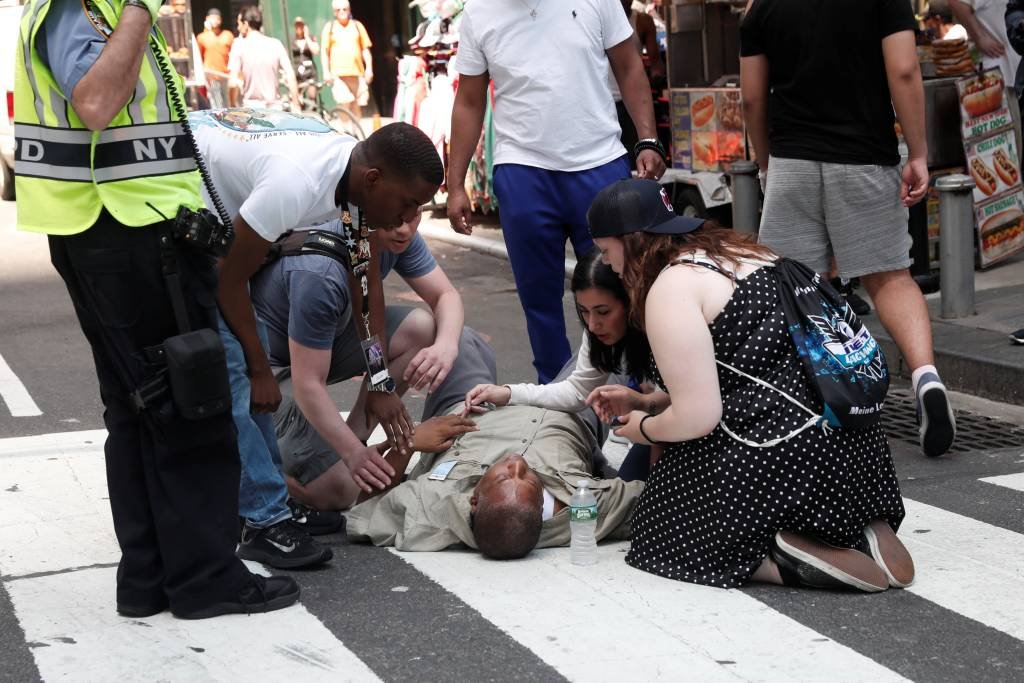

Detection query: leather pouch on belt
(164, 329), (231, 420)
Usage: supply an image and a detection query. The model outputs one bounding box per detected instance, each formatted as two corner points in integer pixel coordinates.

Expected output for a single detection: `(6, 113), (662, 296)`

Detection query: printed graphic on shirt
(189, 108), (334, 137)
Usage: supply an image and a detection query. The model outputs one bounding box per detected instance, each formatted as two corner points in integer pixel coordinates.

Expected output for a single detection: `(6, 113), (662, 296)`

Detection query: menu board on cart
(957, 69), (1024, 267)
(669, 88), (746, 172)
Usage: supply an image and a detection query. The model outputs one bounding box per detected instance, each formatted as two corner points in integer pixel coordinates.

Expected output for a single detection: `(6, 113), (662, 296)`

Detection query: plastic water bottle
(570, 479), (598, 566)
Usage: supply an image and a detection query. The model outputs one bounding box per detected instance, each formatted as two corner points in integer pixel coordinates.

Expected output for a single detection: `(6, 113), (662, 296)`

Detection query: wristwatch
(122, 0), (159, 23)
(370, 376), (397, 393)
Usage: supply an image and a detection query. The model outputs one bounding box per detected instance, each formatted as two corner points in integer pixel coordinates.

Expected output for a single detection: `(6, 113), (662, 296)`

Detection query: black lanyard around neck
(341, 203), (372, 337)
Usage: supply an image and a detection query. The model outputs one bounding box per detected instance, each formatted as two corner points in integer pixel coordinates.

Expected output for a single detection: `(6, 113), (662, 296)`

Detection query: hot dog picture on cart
(956, 68), (1024, 267)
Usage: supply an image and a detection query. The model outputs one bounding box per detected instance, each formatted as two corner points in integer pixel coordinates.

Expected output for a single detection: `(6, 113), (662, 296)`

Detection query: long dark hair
(572, 247), (651, 380)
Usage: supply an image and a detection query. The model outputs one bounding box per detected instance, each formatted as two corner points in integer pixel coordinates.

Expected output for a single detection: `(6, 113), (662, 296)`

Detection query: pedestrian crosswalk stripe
(901, 499), (1024, 641)
(4, 565), (379, 682)
(391, 545), (909, 682)
(3, 428), (1024, 681)
(980, 471), (1024, 493)
(0, 444), (116, 577)
(0, 350), (42, 417)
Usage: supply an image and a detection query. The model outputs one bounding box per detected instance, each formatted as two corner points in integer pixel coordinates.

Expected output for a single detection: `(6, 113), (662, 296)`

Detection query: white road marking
(902, 499), (1024, 640)
(980, 471), (1024, 493)
(392, 545), (908, 682)
(0, 350), (42, 417)
(0, 440), (116, 577)
(5, 566), (380, 682)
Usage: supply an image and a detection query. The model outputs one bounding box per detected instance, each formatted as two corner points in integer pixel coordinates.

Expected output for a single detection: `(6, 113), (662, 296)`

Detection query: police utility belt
(132, 207), (234, 420)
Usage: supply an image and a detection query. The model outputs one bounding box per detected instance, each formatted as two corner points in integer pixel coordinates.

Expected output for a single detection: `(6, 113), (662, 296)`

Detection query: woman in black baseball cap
(588, 178), (911, 595)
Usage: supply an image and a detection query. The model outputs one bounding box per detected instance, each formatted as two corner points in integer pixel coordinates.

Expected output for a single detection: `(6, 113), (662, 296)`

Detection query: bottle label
(570, 504), (598, 522)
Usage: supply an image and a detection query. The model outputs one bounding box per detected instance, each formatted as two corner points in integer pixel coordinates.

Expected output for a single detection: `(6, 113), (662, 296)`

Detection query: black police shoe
(771, 531), (888, 592)
(174, 574), (301, 620)
(117, 597), (168, 619)
(288, 499), (344, 536)
(237, 518), (333, 569)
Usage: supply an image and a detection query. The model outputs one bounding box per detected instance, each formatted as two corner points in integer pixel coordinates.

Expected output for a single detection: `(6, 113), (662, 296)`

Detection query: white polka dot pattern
(625, 267), (905, 588)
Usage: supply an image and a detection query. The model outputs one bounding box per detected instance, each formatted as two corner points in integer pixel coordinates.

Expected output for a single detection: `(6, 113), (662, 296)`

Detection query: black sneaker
(288, 499), (344, 536)
(916, 373), (956, 458)
(237, 519), (333, 569)
(771, 531), (888, 592)
(175, 574), (301, 620)
(1010, 328), (1024, 345)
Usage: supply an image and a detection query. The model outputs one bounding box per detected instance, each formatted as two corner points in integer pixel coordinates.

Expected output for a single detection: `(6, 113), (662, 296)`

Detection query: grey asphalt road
(2, 201), (1024, 681)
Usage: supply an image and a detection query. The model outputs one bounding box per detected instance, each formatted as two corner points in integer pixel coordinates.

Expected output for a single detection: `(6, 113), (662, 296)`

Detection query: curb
(872, 319), (1024, 406)
(419, 223), (578, 278)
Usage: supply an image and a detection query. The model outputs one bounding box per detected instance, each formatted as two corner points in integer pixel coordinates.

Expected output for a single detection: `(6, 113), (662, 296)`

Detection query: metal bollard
(936, 174), (976, 318)
(729, 160), (760, 235)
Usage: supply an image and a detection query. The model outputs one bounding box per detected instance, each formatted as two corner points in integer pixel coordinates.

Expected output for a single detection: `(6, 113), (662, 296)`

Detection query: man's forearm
(740, 56), (770, 171)
(889, 72), (927, 161)
(448, 97), (486, 187)
(293, 377), (367, 456)
(71, 5), (150, 130)
(744, 99), (770, 171)
(362, 49), (373, 74)
(615, 56), (657, 139)
(432, 290), (464, 349)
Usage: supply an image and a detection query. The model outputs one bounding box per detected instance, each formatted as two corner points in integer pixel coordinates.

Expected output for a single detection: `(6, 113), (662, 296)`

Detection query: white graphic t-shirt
(190, 108), (358, 242)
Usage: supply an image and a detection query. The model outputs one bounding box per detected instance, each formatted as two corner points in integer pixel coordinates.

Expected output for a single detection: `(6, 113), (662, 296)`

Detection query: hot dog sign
(956, 67), (1024, 267)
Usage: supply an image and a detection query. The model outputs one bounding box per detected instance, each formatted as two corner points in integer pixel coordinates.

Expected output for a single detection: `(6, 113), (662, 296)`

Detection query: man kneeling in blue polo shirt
(251, 212), (467, 520)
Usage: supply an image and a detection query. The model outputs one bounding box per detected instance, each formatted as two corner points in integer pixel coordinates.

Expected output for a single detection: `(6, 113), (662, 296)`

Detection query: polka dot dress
(625, 266), (905, 588)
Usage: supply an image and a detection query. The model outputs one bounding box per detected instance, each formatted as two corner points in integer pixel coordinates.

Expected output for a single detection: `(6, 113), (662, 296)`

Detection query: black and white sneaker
(771, 531), (888, 593)
(237, 519), (333, 569)
(1010, 328), (1024, 345)
(175, 574), (301, 620)
(288, 499), (344, 536)
(916, 372), (956, 458)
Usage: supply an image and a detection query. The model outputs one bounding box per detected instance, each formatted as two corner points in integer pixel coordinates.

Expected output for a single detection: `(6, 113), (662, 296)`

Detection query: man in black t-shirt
(740, 0), (956, 459)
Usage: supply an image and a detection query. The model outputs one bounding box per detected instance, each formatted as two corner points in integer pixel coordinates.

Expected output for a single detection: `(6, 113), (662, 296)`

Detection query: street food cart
(658, 0), (748, 221)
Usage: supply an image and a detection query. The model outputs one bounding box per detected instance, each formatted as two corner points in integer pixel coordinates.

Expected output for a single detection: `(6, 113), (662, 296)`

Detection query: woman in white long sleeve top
(464, 249), (669, 480)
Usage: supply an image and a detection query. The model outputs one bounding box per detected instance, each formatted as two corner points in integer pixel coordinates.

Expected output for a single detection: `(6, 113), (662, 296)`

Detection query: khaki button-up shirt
(345, 405), (645, 551)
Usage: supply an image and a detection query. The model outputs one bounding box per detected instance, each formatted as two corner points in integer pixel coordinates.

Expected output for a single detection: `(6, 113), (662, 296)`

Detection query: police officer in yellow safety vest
(14, 0), (299, 619)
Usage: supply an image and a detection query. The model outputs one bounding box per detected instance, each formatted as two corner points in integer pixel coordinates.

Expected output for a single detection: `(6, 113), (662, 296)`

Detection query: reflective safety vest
(14, 0), (202, 235)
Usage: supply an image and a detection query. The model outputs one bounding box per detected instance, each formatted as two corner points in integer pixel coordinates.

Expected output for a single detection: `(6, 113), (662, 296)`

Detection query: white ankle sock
(911, 365), (940, 393)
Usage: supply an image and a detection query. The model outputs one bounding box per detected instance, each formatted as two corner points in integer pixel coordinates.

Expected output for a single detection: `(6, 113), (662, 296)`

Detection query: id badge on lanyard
(342, 206), (391, 388)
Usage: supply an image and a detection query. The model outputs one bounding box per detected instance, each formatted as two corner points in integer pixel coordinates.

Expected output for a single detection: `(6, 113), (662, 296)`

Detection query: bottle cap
(577, 479), (589, 488)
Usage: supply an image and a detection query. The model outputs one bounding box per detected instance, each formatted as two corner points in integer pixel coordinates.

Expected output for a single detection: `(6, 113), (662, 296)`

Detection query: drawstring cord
(714, 359), (830, 449)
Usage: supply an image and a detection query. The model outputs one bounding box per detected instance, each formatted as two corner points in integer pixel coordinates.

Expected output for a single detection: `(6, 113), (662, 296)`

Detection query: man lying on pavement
(343, 331), (645, 559)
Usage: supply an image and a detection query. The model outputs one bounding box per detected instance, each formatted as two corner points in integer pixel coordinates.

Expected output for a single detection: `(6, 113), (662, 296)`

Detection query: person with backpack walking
(740, 0), (956, 458)
(587, 178), (914, 593)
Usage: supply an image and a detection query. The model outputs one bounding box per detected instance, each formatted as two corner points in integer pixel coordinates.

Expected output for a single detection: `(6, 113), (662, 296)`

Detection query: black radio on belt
(172, 205), (234, 258)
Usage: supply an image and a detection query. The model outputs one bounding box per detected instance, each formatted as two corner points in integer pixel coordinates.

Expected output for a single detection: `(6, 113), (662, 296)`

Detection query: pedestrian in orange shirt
(321, 0), (373, 119)
(197, 8), (234, 108)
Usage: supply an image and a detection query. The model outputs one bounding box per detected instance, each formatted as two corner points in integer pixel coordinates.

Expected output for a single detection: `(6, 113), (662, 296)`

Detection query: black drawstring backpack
(772, 258), (889, 430)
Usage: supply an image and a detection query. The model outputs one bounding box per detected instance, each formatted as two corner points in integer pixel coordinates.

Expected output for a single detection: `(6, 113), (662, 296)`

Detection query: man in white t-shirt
(446, 0), (666, 384)
(189, 109), (444, 568)
(228, 6), (300, 111)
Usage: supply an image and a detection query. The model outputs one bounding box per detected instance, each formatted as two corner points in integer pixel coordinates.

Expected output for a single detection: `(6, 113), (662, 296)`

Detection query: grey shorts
(758, 156), (912, 280)
(273, 325), (498, 486)
(273, 305), (415, 485)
